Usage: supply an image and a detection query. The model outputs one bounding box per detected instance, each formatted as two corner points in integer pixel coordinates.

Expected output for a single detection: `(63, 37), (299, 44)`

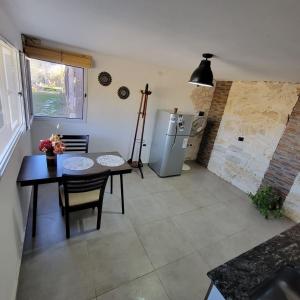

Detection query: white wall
(31, 46), (199, 162)
(0, 132), (32, 300)
(0, 6), (32, 300)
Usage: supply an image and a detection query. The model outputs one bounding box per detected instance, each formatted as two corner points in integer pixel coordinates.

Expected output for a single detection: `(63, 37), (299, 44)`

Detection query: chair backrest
(60, 135), (89, 153)
(62, 170), (110, 195)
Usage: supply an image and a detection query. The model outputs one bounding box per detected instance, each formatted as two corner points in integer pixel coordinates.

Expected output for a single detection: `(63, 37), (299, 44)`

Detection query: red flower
(39, 139), (53, 152)
(39, 136), (65, 154)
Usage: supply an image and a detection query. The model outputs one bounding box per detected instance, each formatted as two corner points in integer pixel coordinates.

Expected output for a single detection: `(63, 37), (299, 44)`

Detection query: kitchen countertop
(207, 223), (300, 299)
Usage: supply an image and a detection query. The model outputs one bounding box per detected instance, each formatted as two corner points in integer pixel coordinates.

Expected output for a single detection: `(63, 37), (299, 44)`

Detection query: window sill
(0, 124), (26, 178)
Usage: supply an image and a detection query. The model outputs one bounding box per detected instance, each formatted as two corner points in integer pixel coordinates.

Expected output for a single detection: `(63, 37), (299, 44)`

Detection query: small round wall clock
(118, 86), (130, 99)
(98, 72), (112, 86)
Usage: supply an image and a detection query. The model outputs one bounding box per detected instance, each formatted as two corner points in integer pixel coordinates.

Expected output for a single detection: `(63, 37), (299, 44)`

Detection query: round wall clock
(118, 86), (130, 99)
(98, 72), (112, 86)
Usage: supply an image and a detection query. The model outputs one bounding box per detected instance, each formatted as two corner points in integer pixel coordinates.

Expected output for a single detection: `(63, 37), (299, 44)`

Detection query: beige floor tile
(178, 185), (222, 208)
(18, 241), (95, 300)
(198, 228), (264, 269)
(171, 208), (228, 250)
(126, 194), (169, 226)
(18, 166), (296, 300)
(97, 272), (169, 300)
(141, 176), (176, 194)
(152, 190), (197, 216)
(87, 231), (153, 296)
(156, 252), (211, 300)
(136, 219), (194, 268)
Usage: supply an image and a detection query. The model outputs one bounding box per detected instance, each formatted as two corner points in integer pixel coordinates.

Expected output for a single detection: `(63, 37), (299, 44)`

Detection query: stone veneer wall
(208, 81), (300, 194)
(185, 86), (215, 160)
(197, 81), (232, 166)
(261, 96), (300, 199)
(285, 173), (300, 222)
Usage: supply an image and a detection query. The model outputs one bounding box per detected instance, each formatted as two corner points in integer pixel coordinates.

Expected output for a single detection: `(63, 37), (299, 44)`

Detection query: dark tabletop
(207, 223), (300, 300)
(17, 152), (132, 186)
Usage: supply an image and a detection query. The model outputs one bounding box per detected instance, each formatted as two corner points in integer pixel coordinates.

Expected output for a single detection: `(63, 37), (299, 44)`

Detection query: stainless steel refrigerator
(149, 110), (193, 177)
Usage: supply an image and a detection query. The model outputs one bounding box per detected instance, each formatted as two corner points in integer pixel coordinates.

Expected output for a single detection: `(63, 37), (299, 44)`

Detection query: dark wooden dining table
(17, 151), (132, 237)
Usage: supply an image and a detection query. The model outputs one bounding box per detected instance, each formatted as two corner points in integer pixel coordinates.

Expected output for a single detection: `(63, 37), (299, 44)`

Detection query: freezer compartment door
(159, 135), (189, 177)
(166, 113), (194, 136)
(166, 113), (178, 135)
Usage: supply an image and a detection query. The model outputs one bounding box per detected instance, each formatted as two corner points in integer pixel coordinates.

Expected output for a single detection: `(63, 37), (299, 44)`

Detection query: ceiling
(1, 0), (300, 82)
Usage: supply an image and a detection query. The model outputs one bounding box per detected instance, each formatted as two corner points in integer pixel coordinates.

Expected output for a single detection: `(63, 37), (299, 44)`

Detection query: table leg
(120, 174), (124, 214)
(139, 166), (144, 179)
(32, 184), (38, 237)
(110, 175), (113, 194)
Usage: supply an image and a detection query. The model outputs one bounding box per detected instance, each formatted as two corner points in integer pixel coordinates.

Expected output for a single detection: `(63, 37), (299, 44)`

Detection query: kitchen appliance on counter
(149, 109), (193, 177)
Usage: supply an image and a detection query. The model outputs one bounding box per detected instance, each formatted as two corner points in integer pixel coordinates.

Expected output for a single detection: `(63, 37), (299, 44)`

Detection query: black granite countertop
(207, 223), (300, 299)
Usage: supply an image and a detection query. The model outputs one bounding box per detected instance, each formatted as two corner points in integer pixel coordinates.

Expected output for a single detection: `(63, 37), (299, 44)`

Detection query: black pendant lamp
(189, 53), (214, 87)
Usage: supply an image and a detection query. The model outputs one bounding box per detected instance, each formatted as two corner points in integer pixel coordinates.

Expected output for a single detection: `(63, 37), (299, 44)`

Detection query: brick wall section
(261, 96), (300, 198)
(197, 81), (232, 167)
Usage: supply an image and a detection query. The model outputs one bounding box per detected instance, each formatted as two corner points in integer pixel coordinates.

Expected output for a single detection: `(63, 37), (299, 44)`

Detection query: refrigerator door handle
(171, 125), (178, 149)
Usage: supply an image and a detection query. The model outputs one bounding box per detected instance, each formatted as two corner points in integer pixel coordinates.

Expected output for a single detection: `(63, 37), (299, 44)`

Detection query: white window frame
(29, 59), (88, 122)
(19, 53), (34, 129)
(0, 37), (25, 177)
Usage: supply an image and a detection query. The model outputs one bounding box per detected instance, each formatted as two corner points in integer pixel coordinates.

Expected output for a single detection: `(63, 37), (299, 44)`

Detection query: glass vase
(46, 152), (57, 167)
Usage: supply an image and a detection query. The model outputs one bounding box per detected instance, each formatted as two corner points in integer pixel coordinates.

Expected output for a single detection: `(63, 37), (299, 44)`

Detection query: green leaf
(248, 186), (283, 219)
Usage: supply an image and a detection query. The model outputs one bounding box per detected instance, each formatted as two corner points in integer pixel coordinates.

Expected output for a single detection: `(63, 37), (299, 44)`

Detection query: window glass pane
(30, 59), (84, 118)
(2, 47), (22, 130)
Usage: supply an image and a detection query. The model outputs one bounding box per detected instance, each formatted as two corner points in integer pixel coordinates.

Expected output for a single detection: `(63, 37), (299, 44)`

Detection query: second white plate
(96, 155), (125, 167)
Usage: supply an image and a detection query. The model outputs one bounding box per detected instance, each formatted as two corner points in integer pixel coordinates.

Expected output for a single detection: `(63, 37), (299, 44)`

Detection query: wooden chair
(59, 134), (89, 153)
(58, 134), (113, 195)
(58, 134), (89, 208)
(60, 170), (110, 238)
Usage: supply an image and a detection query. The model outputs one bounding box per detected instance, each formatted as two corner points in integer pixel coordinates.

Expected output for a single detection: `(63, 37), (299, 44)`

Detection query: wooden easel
(128, 83), (152, 178)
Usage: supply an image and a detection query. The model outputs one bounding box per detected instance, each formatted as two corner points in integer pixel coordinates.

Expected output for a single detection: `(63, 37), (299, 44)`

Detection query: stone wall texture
(208, 81), (300, 193)
(261, 96), (300, 199)
(185, 86), (215, 160)
(284, 173), (300, 222)
(197, 81), (232, 166)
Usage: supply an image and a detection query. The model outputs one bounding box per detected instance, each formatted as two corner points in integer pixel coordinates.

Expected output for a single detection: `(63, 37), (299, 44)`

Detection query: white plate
(63, 157), (94, 171)
(96, 155), (125, 167)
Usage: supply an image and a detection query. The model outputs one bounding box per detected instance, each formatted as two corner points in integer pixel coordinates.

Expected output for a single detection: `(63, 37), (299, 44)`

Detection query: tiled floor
(17, 163), (294, 300)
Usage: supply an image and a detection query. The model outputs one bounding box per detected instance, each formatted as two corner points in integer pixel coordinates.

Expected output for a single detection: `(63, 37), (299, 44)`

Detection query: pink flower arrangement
(39, 134), (65, 155)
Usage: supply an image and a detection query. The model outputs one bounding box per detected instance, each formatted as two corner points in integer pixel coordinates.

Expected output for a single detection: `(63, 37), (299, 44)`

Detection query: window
(29, 59), (85, 119)
(0, 39), (24, 175)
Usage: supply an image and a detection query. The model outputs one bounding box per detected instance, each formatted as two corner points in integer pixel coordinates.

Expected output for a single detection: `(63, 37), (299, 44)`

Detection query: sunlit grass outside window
(30, 59), (84, 119)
